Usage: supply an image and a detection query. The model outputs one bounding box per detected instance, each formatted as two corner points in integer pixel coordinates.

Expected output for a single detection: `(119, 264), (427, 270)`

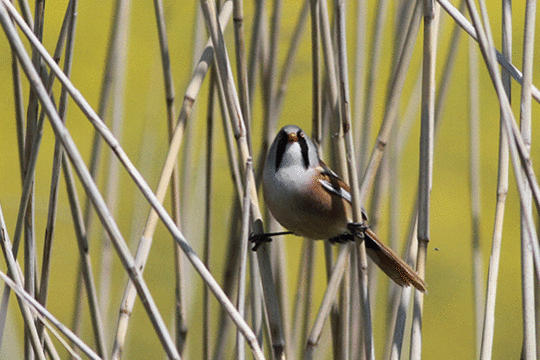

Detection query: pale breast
(263, 165), (350, 239)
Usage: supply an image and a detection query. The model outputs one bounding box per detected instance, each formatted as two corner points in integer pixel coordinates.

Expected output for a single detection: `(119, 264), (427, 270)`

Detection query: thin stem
(263, 0), (282, 133)
(98, 0), (130, 326)
(0, 271), (100, 360)
(465, 0), (540, 284)
(410, 1), (438, 358)
(61, 156), (107, 359)
(291, 240), (315, 358)
(75, 0), (129, 337)
(436, 0), (540, 104)
(359, 0), (422, 203)
(200, 1), (279, 358)
(36, 0), (75, 324)
(518, 0), (537, 356)
(203, 70), (216, 360)
(110, 5), (235, 358)
(304, 245), (350, 358)
(236, 160), (252, 360)
(0, 3), (187, 358)
(352, 0), (366, 159)
(478, 0), (511, 356)
(149, 0), (186, 353)
(468, 29), (484, 359)
(336, 0), (373, 358)
(310, 0), (321, 145)
(0, 204), (46, 360)
(359, 0), (389, 173)
(233, 0), (251, 147)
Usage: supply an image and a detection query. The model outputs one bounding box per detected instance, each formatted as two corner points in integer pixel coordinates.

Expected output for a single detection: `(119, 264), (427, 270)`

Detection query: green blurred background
(0, 0), (539, 358)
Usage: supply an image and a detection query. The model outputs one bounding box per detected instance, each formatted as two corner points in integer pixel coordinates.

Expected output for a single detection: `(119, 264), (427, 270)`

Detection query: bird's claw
(249, 233), (273, 251)
(328, 233), (354, 244)
(347, 222), (369, 238)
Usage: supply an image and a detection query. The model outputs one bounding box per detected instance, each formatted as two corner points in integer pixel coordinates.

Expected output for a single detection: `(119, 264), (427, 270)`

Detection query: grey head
(266, 125), (320, 173)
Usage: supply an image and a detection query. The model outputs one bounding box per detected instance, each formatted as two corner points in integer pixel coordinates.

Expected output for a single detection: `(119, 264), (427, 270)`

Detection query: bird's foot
(347, 222), (370, 239)
(328, 233), (355, 244)
(249, 233), (273, 251)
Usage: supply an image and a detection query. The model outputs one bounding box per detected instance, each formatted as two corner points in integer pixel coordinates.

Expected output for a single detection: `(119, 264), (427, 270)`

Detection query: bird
(251, 125), (426, 292)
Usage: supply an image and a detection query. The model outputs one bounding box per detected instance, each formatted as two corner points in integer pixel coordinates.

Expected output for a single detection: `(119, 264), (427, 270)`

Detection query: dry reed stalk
(36, 0), (75, 336)
(291, 240), (315, 358)
(110, 5), (234, 358)
(82, 0), (131, 261)
(304, 244), (350, 359)
(0, 270), (100, 360)
(200, 1), (281, 358)
(353, 0), (367, 163)
(0, 201), (46, 360)
(0, 2), (181, 357)
(410, 1), (439, 359)
(276, 0), (310, 134)
(233, 0), (251, 148)
(310, 0), (321, 146)
(468, 28), (485, 358)
(317, 1), (353, 355)
(61, 156), (106, 358)
(465, 0), (540, 281)
(478, 1), (511, 357)
(211, 47), (248, 360)
(203, 70), (216, 360)
(359, 0), (389, 173)
(247, 0), (266, 110)
(385, 75), (422, 360)
(436, 0), (540, 103)
(337, 1), (375, 358)
(149, 0), (186, 353)
(98, 0), (130, 336)
(2, 1), (266, 358)
(2, 3), (56, 346)
(236, 159), (252, 360)
(0, 0), (73, 351)
(518, 0), (537, 357)
(359, 0), (422, 203)
(262, 0), (282, 135)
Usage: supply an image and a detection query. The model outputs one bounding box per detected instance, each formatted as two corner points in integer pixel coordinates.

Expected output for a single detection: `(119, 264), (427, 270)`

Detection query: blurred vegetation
(0, 0), (539, 359)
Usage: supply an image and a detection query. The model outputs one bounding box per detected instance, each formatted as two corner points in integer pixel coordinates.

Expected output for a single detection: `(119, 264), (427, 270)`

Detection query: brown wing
(318, 161), (426, 291)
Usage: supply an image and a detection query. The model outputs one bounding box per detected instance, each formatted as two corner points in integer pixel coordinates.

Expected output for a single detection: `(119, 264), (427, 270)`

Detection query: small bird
(252, 125), (426, 292)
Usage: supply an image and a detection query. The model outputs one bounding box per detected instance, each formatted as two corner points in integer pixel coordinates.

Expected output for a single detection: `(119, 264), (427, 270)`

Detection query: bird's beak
(287, 132), (298, 143)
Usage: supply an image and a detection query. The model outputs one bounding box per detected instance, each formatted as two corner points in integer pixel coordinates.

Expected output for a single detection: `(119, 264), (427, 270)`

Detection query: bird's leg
(347, 222), (370, 240)
(328, 233), (354, 244)
(327, 223), (370, 244)
(249, 231), (293, 251)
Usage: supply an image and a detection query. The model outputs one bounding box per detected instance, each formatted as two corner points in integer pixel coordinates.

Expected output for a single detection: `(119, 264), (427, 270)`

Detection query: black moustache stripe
(275, 130), (288, 170)
(298, 131), (310, 169)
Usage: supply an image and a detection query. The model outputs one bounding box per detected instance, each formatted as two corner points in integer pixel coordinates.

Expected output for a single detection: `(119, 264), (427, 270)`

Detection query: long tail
(360, 228), (427, 292)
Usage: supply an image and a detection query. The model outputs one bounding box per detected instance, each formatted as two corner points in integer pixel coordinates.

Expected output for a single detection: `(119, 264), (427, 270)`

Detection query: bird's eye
(298, 131), (305, 138)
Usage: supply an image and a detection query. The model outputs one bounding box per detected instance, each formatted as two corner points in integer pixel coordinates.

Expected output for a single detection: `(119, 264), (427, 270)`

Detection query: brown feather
(363, 229), (427, 292)
(318, 160), (427, 292)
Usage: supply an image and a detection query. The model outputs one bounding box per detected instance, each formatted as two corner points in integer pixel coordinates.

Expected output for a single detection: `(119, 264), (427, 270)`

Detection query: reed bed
(0, 0), (538, 359)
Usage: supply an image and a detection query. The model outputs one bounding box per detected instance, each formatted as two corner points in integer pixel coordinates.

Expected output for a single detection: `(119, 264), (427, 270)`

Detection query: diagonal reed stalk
(0, 269), (100, 360)
(110, 5), (234, 359)
(1, 1), (265, 359)
(200, 1), (282, 358)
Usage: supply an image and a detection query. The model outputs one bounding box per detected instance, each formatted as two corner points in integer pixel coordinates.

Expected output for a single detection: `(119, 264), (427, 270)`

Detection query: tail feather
(362, 229), (427, 292)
